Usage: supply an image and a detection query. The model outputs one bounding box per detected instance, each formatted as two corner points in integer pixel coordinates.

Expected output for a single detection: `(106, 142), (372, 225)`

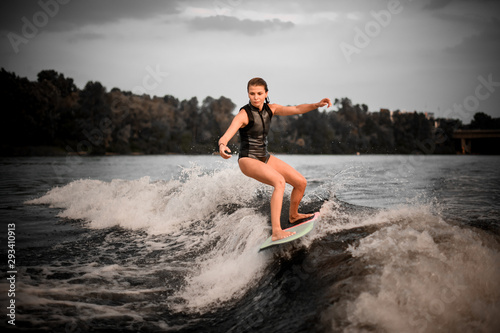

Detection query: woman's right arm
(218, 109), (248, 159)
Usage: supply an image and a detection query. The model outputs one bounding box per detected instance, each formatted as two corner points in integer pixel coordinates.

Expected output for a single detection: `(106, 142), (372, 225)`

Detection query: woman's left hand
(219, 144), (232, 159)
(317, 98), (332, 108)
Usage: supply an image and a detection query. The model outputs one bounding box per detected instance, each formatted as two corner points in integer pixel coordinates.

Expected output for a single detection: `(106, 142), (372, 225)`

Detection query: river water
(0, 154), (499, 332)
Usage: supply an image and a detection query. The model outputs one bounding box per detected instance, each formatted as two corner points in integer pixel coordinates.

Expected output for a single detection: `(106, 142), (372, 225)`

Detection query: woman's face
(248, 85), (268, 110)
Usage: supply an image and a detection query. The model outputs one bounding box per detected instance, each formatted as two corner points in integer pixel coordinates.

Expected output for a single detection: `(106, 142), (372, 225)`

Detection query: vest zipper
(259, 111), (266, 139)
(250, 104), (268, 145)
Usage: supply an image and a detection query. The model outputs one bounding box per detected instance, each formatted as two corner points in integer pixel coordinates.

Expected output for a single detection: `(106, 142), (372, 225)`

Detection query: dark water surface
(1, 155), (499, 332)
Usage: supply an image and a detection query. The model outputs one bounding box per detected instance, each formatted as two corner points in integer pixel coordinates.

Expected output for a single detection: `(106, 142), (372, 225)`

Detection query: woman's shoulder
(235, 108), (250, 121)
(268, 103), (282, 114)
(238, 105), (251, 115)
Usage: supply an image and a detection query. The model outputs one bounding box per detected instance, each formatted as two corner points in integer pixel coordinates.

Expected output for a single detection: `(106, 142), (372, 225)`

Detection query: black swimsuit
(238, 102), (273, 163)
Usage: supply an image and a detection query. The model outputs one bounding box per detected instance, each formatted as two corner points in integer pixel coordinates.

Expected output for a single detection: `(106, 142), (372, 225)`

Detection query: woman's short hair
(247, 77), (268, 92)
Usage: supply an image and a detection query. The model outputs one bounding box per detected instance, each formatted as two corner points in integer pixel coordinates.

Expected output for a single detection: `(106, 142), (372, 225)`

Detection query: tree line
(1, 68), (498, 156)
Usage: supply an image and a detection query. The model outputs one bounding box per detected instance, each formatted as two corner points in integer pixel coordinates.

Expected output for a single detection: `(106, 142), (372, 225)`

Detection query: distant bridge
(453, 129), (500, 154)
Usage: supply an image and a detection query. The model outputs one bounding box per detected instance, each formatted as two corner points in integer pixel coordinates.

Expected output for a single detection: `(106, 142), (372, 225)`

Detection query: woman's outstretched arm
(271, 98), (332, 116)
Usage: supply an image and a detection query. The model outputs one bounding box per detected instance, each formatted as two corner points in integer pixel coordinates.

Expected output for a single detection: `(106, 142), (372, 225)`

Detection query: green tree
(37, 70), (77, 98)
(77, 81), (112, 154)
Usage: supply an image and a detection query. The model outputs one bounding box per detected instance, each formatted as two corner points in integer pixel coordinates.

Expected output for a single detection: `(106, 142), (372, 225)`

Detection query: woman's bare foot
(289, 213), (315, 224)
(272, 229), (296, 241)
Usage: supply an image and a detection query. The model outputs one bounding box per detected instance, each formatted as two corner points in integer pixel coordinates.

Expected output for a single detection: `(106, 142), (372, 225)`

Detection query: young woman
(218, 77), (332, 241)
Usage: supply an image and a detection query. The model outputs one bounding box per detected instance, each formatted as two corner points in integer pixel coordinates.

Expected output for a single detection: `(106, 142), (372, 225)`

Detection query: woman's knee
(273, 176), (286, 192)
(295, 175), (307, 191)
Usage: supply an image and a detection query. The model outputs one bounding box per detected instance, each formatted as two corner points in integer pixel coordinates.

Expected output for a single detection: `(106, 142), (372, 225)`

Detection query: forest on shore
(1, 68), (499, 156)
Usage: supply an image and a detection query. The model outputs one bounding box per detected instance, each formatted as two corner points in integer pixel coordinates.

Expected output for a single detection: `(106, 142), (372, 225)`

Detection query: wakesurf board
(259, 212), (319, 251)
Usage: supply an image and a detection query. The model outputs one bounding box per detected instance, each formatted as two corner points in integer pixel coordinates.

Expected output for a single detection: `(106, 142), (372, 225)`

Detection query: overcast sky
(1, 0), (499, 122)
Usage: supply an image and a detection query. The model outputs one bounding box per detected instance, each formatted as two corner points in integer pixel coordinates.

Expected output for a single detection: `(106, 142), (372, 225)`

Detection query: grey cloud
(423, 0), (454, 11)
(67, 31), (105, 43)
(188, 15), (294, 35)
(0, 0), (181, 32)
(445, 19), (500, 65)
(423, 0), (497, 11)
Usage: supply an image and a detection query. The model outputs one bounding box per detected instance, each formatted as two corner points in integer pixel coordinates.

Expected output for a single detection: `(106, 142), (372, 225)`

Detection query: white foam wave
(26, 163), (279, 314)
(26, 164), (262, 235)
(299, 198), (388, 248)
(171, 208), (271, 313)
(322, 205), (500, 333)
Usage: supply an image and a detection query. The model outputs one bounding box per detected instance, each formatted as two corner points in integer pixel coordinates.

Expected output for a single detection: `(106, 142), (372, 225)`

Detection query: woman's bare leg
(238, 157), (295, 241)
(266, 156), (314, 223)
